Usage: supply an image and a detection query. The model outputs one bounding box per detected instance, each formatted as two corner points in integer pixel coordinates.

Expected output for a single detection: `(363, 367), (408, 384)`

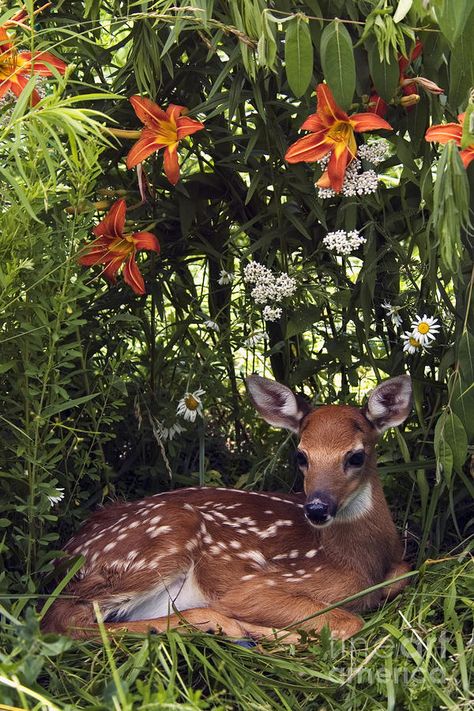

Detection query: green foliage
(0, 0), (473, 707)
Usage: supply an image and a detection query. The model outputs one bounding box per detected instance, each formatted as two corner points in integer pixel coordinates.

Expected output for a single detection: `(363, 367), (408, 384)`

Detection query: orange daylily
(79, 199), (160, 295)
(425, 113), (474, 169)
(126, 95), (205, 185)
(285, 83), (392, 192)
(0, 23), (67, 105)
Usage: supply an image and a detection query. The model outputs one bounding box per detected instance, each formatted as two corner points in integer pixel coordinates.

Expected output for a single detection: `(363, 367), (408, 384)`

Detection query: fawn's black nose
(304, 493), (337, 526)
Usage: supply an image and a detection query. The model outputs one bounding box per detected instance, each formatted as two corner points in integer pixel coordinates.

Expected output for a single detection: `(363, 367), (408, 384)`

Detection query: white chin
(306, 516), (334, 529)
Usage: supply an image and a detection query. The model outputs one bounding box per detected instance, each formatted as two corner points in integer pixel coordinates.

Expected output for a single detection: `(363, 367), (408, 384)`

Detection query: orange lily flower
(425, 114), (474, 169)
(0, 24), (67, 105)
(126, 96), (205, 185)
(285, 83), (392, 192)
(79, 199), (160, 295)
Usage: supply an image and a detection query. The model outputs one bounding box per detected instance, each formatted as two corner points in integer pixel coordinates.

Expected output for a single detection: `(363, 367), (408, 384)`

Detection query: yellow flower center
(326, 120), (357, 158)
(417, 322), (430, 334)
(184, 394), (199, 410)
(155, 119), (178, 145)
(108, 236), (135, 256)
(409, 337), (421, 348)
(0, 49), (19, 80)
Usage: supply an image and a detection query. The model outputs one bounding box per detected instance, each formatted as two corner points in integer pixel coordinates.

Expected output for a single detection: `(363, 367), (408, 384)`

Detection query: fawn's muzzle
(304, 492), (337, 526)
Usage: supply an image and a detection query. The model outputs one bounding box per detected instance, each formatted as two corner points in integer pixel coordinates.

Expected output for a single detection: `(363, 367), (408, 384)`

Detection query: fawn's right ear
(246, 375), (311, 433)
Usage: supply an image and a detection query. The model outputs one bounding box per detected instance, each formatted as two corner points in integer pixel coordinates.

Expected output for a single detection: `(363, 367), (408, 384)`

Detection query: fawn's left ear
(363, 375), (412, 432)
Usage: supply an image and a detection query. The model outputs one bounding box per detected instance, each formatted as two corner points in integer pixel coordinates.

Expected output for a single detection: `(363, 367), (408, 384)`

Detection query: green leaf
(285, 15), (314, 98)
(367, 40), (399, 103)
(448, 8), (474, 109)
(41, 393), (100, 419)
(434, 410), (468, 483)
(436, 0), (472, 47)
(320, 19), (355, 110)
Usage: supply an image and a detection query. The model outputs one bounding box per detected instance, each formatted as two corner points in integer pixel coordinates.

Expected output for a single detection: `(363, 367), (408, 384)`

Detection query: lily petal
(133, 231), (160, 252)
(425, 123), (462, 145)
(163, 144), (180, 185)
(166, 104), (186, 124)
(285, 133), (332, 163)
(176, 116), (205, 139)
(130, 95), (168, 128)
(326, 145), (352, 192)
(20, 51), (67, 76)
(93, 199), (126, 238)
(460, 147), (474, 168)
(316, 83), (349, 124)
(351, 112), (392, 133)
(123, 254), (145, 294)
(126, 129), (167, 169)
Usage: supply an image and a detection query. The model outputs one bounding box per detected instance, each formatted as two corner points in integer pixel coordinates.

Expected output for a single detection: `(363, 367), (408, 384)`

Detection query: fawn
(41, 375), (412, 642)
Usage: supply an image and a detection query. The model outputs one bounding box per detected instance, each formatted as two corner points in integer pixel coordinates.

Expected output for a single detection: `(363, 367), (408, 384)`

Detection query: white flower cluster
(317, 159), (379, 198)
(322, 229), (366, 255)
(357, 140), (388, 165)
(262, 305), (282, 322)
(243, 261), (297, 321)
(382, 301), (403, 328)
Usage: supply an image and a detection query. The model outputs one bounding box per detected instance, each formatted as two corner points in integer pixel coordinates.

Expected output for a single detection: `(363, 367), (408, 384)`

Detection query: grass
(0, 557), (472, 710)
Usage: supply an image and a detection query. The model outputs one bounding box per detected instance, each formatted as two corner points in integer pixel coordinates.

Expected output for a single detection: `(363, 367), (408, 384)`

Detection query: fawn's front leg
(214, 578), (364, 641)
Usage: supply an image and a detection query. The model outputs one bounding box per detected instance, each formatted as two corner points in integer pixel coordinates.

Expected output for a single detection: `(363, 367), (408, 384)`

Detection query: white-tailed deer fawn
(42, 375), (412, 642)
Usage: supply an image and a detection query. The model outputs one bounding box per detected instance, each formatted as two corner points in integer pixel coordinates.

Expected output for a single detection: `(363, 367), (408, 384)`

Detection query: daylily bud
(400, 94), (420, 107)
(401, 76), (444, 95)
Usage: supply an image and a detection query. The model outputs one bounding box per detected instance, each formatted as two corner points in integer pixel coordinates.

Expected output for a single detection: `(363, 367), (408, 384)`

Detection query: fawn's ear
(246, 375), (311, 433)
(363, 375), (412, 432)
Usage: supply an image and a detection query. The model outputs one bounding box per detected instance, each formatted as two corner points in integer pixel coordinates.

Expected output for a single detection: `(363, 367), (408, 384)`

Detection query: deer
(41, 374), (413, 643)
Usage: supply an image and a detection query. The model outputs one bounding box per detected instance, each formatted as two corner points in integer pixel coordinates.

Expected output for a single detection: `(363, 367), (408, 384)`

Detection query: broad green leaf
(286, 304), (321, 338)
(367, 40), (399, 103)
(285, 15), (313, 98)
(451, 331), (474, 441)
(435, 0), (472, 47)
(448, 8), (474, 109)
(434, 410), (468, 482)
(320, 20), (355, 110)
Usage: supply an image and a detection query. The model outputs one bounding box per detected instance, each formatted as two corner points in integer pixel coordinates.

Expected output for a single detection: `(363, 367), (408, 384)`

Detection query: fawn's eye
(346, 450), (366, 468)
(296, 450), (308, 468)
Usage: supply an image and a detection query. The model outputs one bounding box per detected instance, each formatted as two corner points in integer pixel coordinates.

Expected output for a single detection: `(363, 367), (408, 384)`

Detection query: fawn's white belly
(119, 566), (208, 621)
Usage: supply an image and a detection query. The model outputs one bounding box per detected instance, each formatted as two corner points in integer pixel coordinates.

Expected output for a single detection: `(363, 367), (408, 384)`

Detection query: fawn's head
(247, 375), (412, 528)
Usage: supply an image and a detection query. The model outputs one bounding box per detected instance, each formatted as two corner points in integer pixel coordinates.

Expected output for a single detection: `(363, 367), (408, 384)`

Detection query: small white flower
(47, 488), (65, 507)
(317, 154), (381, 198)
(243, 261), (272, 284)
(176, 388), (205, 422)
(358, 140), (388, 165)
(323, 229), (366, 255)
(218, 270), (234, 285)
(262, 305), (282, 322)
(382, 301), (403, 328)
(203, 319), (220, 332)
(162, 422), (186, 441)
(401, 331), (430, 354)
(410, 314), (440, 346)
(274, 273), (297, 298)
(244, 331), (269, 347)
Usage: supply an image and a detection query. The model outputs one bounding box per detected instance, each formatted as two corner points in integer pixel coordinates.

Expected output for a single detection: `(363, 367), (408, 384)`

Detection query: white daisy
(382, 301), (403, 328)
(218, 270), (234, 286)
(176, 388), (205, 422)
(401, 331), (430, 354)
(47, 488), (65, 507)
(203, 319), (220, 332)
(410, 314), (440, 346)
